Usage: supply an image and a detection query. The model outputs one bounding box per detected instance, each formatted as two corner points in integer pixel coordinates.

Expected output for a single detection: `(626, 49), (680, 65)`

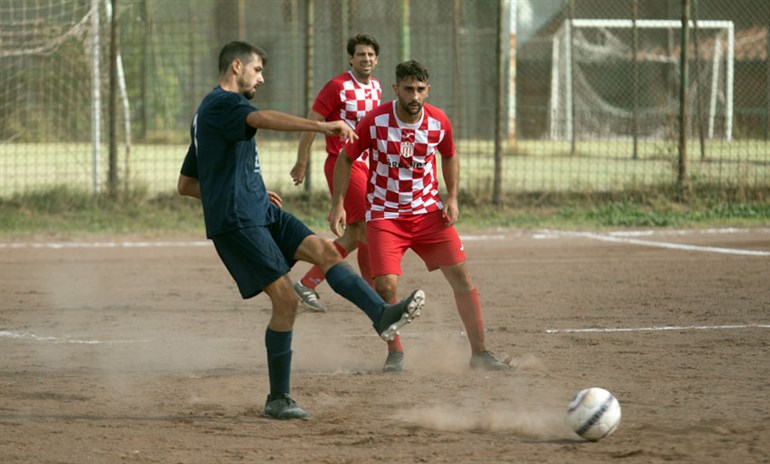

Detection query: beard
(401, 100), (423, 116)
(237, 76), (256, 100)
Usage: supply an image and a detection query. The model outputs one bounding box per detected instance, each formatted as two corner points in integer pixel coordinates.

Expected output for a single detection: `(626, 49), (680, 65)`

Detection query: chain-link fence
(1, 0), (768, 201)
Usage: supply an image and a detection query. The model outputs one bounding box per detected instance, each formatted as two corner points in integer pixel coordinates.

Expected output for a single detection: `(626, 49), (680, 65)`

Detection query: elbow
(176, 177), (187, 196)
(177, 175), (197, 198)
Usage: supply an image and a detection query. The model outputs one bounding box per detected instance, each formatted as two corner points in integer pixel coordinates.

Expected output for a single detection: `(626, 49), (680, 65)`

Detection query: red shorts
(324, 155), (368, 224)
(366, 211), (466, 277)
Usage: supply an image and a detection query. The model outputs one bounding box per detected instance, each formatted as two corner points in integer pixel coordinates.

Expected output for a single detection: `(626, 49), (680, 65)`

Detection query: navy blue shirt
(181, 86), (279, 237)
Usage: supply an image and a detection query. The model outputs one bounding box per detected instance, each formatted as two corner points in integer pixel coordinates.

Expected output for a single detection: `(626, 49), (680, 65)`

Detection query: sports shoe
(469, 351), (511, 370)
(263, 393), (310, 420)
(293, 281), (328, 312)
(374, 289), (425, 341)
(382, 351), (404, 372)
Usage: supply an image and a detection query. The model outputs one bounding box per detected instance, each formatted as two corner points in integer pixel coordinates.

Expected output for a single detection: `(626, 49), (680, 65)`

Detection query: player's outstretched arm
(247, 110), (355, 143)
(291, 110), (325, 185)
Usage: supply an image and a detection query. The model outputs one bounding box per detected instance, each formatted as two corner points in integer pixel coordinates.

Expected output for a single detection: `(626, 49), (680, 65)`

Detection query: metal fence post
(678, 0), (690, 199)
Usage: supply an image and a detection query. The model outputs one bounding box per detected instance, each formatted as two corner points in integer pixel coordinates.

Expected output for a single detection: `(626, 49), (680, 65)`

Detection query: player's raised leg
(293, 221), (365, 312)
(295, 235), (425, 340)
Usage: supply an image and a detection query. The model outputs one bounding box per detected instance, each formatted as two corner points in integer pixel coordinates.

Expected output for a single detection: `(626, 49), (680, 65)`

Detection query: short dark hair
(346, 34), (380, 57)
(218, 41), (268, 76)
(396, 60), (429, 84)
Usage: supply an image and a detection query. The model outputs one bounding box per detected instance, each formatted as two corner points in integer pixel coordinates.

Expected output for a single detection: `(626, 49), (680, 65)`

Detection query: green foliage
(1, 187), (767, 239)
(0, 186), (205, 238)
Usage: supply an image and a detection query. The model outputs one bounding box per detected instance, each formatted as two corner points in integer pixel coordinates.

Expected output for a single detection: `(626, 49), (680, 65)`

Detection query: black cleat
(263, 394), (310, 420)
(374, 289), (425, 341)
(469, 351), (512, 370)
(382, 351), (404, 372)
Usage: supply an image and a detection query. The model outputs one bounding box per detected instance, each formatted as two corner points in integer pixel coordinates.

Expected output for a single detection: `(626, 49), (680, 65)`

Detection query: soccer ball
(567, 387), (621, 441)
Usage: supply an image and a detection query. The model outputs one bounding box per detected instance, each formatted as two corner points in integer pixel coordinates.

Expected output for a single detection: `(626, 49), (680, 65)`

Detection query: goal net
(0, 0), (97, 144)
(0, 0), (123, 194)
(549, 19), (734, 142)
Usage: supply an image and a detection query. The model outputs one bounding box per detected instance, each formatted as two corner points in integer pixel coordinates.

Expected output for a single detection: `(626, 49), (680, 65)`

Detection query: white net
(0, 0), (95, 142)
(550, 20), (734, 141)
(0, 0), (100, 194)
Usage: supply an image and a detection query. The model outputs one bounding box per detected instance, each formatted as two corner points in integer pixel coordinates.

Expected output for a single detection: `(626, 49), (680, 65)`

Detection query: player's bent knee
(374, 281), (398, 303)
(296, 235), (342, 269)
(319, 240), (344, 268)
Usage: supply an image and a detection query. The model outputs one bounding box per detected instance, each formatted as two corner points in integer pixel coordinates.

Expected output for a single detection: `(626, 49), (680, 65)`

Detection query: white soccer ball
(567, 387), (621, 441)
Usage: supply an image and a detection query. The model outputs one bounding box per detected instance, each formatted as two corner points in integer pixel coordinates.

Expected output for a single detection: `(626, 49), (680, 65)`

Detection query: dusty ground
(1, 227), (769, 463)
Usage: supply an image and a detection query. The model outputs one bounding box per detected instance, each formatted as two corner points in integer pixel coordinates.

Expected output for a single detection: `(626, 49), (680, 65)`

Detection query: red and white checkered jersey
(312, 71), (381, 162)
(344, 100), (456, 221)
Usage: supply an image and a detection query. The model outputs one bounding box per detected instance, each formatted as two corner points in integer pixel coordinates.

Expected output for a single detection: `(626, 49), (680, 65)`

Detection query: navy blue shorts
(211, 210), (314, 299)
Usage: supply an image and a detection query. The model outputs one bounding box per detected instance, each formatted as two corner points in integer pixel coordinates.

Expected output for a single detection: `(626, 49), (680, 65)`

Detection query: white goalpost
(549, 18), (734, 143)
(0, 0), (130, 194)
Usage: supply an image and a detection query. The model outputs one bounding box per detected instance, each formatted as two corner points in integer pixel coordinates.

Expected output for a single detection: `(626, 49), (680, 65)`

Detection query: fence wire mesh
(1, 0), (768, 201)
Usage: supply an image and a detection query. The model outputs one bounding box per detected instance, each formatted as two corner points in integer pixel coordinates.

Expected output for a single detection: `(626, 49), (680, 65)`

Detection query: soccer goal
(549, 19), (734, 143)
(0, 0), (129, 194)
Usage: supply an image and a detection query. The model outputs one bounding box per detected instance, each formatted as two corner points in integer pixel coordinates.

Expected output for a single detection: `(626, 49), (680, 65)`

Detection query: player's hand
(290, 162), (306, 185)
(323, 121), (358, 144)
(329, 204), (346, 237)
(441, 198), (459, 226)
(267, 190), (283, 208)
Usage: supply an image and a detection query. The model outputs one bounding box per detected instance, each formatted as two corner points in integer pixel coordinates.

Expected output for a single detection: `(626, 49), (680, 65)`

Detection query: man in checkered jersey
(290, 34), (381, 314)
(330, 60), (511, 371)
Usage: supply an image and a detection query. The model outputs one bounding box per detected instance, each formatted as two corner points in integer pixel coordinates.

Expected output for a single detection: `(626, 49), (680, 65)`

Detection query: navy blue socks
(325, 262), (384, 323)
(265, 327), (292, 399)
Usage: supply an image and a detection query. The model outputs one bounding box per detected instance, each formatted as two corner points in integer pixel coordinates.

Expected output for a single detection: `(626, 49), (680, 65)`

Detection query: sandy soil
(1, 228), (769, 463)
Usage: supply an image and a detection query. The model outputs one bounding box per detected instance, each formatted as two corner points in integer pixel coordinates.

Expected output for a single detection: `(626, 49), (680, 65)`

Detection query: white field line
(5, 325), (769, 345)
(0, 329), (456, 344)
(0, 330), (151, 344)
(0, 235), (505, 250)
(0, 240), (211, 250)
(459, 234), (506, 241)
(1, 228), (766, 251)
(546, 323), (770, 334)
(535, 229), (770, 257)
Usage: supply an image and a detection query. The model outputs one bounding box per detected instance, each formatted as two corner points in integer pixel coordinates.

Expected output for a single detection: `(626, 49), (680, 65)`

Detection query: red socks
(357, 242), (374, 287)
(454, 287), (485, 352)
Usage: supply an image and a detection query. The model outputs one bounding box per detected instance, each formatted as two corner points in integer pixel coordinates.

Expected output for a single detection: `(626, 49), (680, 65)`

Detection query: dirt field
(1, 227), (769, 463)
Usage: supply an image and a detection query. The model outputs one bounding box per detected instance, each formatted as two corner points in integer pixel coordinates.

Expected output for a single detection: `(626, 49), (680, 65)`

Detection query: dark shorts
(211, 210), (314, 299)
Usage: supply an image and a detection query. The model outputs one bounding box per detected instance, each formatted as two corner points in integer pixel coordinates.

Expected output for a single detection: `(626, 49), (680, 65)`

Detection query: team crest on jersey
(400, 130), (415, 159)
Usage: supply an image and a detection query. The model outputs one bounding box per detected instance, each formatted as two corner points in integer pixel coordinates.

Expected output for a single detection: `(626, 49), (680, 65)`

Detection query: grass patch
(0, 186), (205, 238)
(1, 186), (767, 239)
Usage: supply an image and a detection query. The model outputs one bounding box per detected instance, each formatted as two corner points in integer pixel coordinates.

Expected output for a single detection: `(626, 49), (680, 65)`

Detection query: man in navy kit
(177, 41), (425, 420)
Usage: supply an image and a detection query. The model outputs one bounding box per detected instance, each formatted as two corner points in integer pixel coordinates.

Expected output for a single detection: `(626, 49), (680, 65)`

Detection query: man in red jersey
(330, 60), (511, 372)
(290, 34), (381, 313)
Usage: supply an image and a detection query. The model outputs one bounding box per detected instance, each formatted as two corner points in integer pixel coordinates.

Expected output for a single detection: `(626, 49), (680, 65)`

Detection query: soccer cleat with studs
(293, 281), (328, 312)
(374, 289), (425, 341)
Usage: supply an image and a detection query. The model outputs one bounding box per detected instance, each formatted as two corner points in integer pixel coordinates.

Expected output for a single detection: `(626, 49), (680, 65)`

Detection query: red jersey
(312, 70), (381, 161)
(344, 100), (456, 221)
